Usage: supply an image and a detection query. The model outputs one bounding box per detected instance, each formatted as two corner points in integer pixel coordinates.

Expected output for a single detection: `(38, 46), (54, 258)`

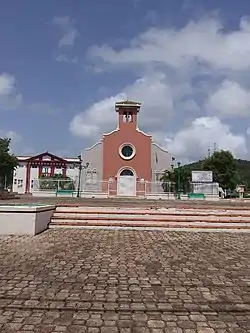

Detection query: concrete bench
(188, 193), (206, 199)
(56, 190), (75, 197)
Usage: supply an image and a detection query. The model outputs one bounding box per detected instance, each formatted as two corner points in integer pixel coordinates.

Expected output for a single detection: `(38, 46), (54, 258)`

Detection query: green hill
(186, 159), (250, 189)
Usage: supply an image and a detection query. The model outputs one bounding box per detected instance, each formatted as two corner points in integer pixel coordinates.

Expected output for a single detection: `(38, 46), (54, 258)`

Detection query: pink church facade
(82, 101), (172, 197)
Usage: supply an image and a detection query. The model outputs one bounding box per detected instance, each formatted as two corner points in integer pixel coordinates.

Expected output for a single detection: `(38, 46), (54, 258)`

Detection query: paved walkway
(0, 229), (250, 332)
(2, 195), (250, 208)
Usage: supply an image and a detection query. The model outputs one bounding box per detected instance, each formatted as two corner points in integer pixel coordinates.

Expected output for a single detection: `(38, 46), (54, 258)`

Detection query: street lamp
(171, 158), (181, 200)
(77, 155), (89, 198)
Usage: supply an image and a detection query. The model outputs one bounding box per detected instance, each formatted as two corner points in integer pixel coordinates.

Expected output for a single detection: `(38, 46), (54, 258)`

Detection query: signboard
(192, 171), (213, 183)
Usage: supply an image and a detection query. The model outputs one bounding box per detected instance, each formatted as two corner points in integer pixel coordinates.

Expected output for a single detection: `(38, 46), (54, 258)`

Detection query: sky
(1, 0), (250, 162)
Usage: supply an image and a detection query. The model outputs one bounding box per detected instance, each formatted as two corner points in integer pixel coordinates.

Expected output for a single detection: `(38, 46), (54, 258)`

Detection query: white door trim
(117, 167), (136, 196)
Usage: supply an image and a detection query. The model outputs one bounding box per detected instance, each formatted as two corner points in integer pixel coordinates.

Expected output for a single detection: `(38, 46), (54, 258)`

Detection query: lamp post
(171, 158), (181, 200)
(77, 155), (89, 198)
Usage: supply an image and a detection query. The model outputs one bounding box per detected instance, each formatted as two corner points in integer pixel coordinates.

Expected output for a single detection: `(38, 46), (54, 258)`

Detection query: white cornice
(152, 142), (169, 153)
(85, 141), (102, 151)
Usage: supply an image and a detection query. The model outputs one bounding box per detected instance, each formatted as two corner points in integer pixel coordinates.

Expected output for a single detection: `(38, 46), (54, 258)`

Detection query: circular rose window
(119, 143), (136, 160)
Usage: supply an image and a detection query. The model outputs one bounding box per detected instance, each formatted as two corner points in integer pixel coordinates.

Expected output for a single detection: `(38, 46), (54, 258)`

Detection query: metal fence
(149, 181), (174, 194)
(33, 179), (76, 191)
(33, 178), (219, 198)
(33, 179), (109, 195)
(190, 182), (219, 195)
(149, 181), (219, 196)
(83, 180), (109, 194)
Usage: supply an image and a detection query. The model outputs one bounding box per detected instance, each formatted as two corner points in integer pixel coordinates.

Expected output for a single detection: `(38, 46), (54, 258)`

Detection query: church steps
(49, 206), (250, 230)
(49, 220), (250, 229)
(54, 208), (250, 217)
(57, 199), (250, 209)
(52, 213), (250, 222)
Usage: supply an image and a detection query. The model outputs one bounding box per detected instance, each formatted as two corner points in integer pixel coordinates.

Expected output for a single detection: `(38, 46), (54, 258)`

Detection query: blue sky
(1, 0), (250, 161)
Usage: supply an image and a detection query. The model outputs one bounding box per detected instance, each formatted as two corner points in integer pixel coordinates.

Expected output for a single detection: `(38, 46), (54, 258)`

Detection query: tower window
(123, 112), (133, 123)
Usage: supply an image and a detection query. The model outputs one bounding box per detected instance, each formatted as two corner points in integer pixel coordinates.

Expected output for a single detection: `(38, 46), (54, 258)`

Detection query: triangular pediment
(42, 155), (52, 160)
(26, 151), (67, 163)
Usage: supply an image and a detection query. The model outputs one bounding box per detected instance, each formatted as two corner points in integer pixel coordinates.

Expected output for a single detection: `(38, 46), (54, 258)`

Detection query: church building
(81, 100), (172, 197)
(12, 100), (172, 197)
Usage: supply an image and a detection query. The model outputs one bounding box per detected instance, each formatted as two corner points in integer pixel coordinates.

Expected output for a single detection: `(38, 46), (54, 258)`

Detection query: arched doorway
(117, 168), (136, 196)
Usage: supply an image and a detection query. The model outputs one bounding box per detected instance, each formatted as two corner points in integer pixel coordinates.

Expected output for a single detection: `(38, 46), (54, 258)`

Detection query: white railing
(32, 178), (219, 199)
(83, 181), (109, 194)
(145, 181), (175, 199)
(190, 182), (219, 195)
(33, 179), (76, 191)
(148, 181), (174, 194)
(33, 179), (109, 198)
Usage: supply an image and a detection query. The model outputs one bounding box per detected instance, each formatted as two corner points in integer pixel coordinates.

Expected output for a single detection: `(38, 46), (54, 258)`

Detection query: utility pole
(177, 162), (181, 200)
(171, 157), (181, 200)
(77, 155), (89, 198)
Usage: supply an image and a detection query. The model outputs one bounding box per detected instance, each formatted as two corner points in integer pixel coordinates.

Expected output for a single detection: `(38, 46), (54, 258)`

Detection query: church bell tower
(115, 100), (141, 130)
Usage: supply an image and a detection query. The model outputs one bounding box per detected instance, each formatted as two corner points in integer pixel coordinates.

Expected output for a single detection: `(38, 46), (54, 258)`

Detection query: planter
(0, 204), (55, 235)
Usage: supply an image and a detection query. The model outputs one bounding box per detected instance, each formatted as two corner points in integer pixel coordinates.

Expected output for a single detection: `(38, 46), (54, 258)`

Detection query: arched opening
(120, 169), (134, 176)
(118, 168), (136, 196)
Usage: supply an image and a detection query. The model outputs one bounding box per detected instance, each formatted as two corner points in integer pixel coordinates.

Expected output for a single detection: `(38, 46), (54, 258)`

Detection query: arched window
(155, 171), (162, 182)
(120, 169), (134, 176)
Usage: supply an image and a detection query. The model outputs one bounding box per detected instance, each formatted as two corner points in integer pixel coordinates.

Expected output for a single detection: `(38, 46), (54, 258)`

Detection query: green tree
(0, 138), (18, 190)
(39, 173), (75, 190)
(201, 150), (239, 190)
(160, 166), (192, 193)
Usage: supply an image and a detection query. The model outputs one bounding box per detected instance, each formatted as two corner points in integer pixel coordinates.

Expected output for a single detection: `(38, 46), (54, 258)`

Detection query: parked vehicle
(224, 190), (238, 199)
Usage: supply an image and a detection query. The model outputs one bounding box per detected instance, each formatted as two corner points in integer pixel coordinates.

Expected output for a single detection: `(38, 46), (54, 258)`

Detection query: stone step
(52, 213), (250, 222)
(49, 219), (250, 229)
(50, 205), (250, 231)
(54, 208), (250, 217)
(56, 202), (250, 210)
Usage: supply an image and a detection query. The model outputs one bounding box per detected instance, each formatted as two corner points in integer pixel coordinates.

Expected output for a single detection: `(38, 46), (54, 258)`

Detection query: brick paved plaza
(0, 229), (250, 332)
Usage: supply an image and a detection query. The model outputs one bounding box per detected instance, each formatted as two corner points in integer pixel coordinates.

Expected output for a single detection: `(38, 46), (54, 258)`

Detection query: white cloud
(69, 95), (123, 139)
(53, 16), (78, 48)
(59, 30), (78, 48)
(69, 72), (189, 141)
(56, 54), (78, 64)
(27, 102), (61, 114)
(70, 15), (250, 160)
(206, 80), (250, 117)
(88, 16), (250, 71)
(165, 117), (247, 161)
(56, 54), (69, 62)
(0, 73), (15, 96)
(0, 130), (22, 144)
(0, 73), (22, 110)
(69, 71), (249, 160)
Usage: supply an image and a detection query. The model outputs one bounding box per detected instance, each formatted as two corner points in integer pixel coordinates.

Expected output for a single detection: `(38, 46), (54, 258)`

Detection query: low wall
(0, 205), (55, 235)
(31, 190), (218, 201)
(32, 191), (108, 199)
(146, 194), (219, 201)
(32, 191), (57, 197)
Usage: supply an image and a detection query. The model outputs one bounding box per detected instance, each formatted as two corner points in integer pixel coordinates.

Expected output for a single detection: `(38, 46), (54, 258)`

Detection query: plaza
(0, 228), (250, 332)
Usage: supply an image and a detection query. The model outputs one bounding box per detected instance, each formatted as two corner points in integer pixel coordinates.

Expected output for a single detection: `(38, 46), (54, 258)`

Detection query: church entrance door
(117, 169), (136, 196)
